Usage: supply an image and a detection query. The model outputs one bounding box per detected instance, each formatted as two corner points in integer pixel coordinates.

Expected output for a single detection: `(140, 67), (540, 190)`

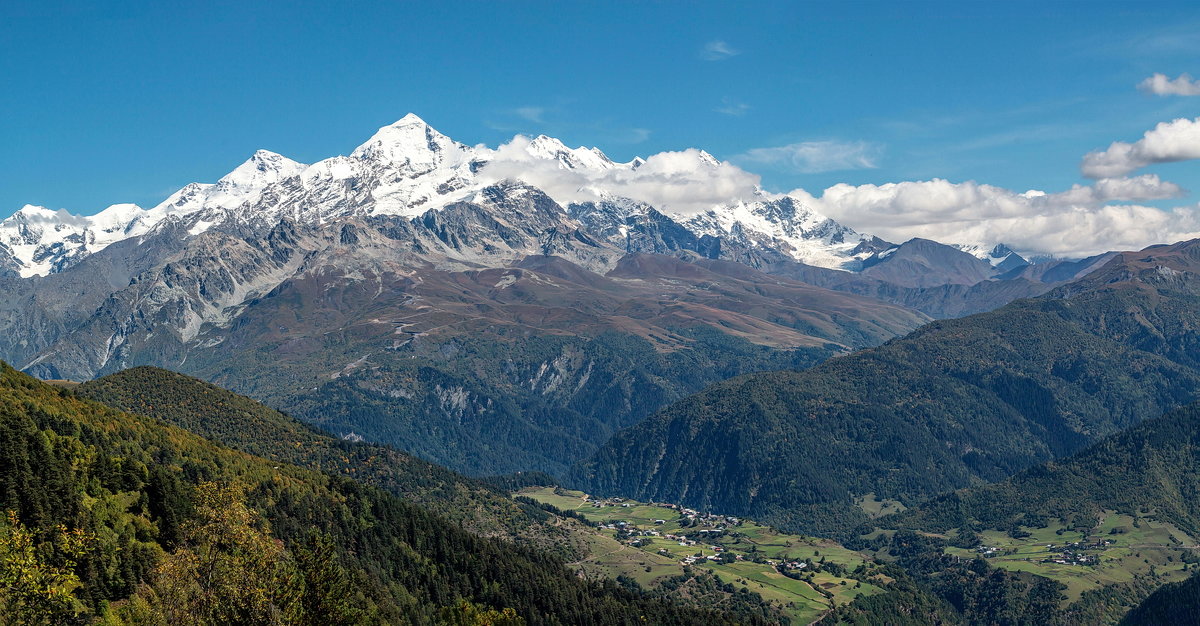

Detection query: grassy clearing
(855, 493), (907, 519)
(572, 532), (680, 587)
(518, 486), (885, 623)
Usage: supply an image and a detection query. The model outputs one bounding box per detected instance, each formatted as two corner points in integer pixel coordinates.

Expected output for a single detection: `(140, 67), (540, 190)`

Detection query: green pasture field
(517, 486), (885, 624)
(944, 512), (1200, 602)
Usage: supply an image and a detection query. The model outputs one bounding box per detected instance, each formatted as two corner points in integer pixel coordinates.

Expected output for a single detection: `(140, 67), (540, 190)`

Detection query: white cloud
(1138, 73), (1200, 96)
(797, 176), (1198, 258)
(715, 98), (750, 116)
(700, 40), (739, 61)
(479, 135), (760, 215)
(1077, 174), (1185, 202)
(513, 106), (546, 123)
(1081, 117), (1200, 178)
(736, 141), (883, 174)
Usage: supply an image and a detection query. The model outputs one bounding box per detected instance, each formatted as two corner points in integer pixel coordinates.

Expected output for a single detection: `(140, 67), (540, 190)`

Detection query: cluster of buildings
(582, 496), (742, 529)
(678, 552), (742, 566)
(659, 533), (696, 546)
(975, 539), (1113, 566)
(1038, 540), (1111, 566)
(581, 494), (759, 570)
(1041, 552), (1096, 566)
(604, 520), (664, 537)
(584, 496), (633, 508)
(976, 545), (1003, 557)
(656, 503), (741, 527)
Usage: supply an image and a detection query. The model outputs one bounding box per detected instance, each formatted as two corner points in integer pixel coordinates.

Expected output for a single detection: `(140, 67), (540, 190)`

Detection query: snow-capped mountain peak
(87, 203), (148, 232)
(682, 194), (870, 268)
(144, 150), (310, 224)
(336, 115), (485, 216)
(350, 113), (475, 170)
(9, 204), (65, 223)
(524, 135), (618, 170)
(0, 203), (160, 277)
(217, 150), (307, 189)
(696, 150), (721, 167)
(954, 243), (1030, 270)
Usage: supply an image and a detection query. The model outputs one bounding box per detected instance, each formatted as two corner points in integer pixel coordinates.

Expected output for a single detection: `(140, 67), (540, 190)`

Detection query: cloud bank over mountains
(795, 176), (1198, 259)
(758, 113), (1200, 258)
(480, 136), (762, 216)
(474, 112), (1200, 258)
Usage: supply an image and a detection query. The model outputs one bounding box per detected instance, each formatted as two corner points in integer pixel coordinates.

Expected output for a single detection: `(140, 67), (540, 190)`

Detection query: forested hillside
(574, 240), (1200, 538)
(0, 361), (750, 624)
(1119, 571), (1200, 625)
(75, 366), (568, 549)
(891, 402), (1200, 536)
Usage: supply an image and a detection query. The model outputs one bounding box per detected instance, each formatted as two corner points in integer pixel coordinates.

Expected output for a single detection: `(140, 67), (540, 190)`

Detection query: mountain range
(0, 115), (1112, 476)
(2, 114), (878, 279)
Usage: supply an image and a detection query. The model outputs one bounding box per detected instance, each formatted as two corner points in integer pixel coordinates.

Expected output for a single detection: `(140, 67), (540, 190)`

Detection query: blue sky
(2, 0), (1199, 239)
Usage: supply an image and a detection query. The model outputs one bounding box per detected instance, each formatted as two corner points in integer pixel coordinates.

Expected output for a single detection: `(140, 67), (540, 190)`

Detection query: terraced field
(517, 487), (885, 624)
(943, 512), (1200, 602)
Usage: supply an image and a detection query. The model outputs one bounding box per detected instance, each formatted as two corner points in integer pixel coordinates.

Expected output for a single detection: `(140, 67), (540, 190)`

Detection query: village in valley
(515, 487), (887, 624)
(942, 512), (1200, 602)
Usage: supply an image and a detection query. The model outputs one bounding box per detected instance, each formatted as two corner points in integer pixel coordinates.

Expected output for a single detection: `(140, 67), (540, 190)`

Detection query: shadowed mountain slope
(96, 242), (927, 476)
(891, 401), (1200, 537)
(574, 240), (1200, 537)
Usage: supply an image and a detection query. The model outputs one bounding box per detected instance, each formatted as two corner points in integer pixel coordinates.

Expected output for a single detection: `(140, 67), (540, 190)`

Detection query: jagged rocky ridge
(3, 114), (872, 277)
